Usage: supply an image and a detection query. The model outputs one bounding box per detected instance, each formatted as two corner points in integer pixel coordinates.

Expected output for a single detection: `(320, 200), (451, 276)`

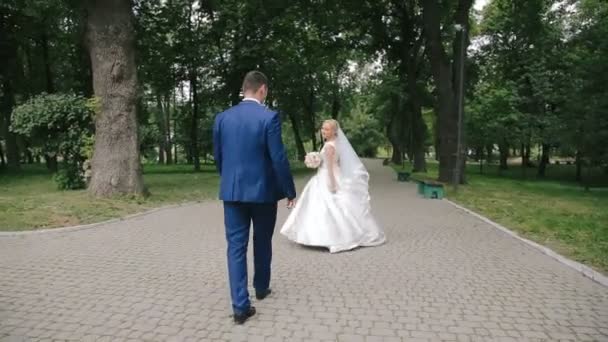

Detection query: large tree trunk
(287, 111), (306, 161)
(86, 0), (145, 197)
(422, 0), (472, 184)
(538, 143), (550, 177)
(189, 70), (200, 171)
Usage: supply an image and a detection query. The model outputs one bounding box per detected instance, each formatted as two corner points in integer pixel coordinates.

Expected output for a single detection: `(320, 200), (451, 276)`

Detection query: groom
(213, 71), (296, 324)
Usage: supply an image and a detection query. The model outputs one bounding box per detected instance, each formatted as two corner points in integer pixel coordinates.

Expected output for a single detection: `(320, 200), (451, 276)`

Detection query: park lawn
(393, 161), (608, 274)
(0, 162), (311, 232)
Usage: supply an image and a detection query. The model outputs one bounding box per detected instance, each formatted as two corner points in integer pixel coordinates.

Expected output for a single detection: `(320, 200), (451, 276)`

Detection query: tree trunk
(479, 148), (484, 174)
(287, 111), (306, 161)
(434, 122), (440, 161)
(40, 32), (55, 93)
(397, 2), (428, 173)
(173, 112), (178, 164)
(1, 80), (19, 170)
(86, 0), (145, 197)
(498, 140), (509, 170)
(78, 36), (94, 97)
(575, 151), (582, 182)
(485, 144), (493, 163)
(331, 92), (340, 120)
(387, 120), (403, 165)
(538, 143), (549, 177)
(0, 141), (5, 168)
(408, 74), (427, 173)
(304, 88), (317, 151)
(45, 154), (58, 172)
(189, 70), (200, 171)
(520, 143), (532, 168)
(0, 15), (20, 170)
(164, 93), (173, 164)
(422, 0), (472, 184)
(155, 94), (166, 164)
(391, 144), (403, 164)
(25, 146), (34, 164)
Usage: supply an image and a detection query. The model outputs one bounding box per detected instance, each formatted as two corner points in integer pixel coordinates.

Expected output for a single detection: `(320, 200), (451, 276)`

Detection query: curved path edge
(0, 202), (201, 237)
(446, 199), (608, 287)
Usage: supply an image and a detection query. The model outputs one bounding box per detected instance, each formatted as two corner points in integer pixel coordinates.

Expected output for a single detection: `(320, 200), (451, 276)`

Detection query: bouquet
(304, 152), (322, 169)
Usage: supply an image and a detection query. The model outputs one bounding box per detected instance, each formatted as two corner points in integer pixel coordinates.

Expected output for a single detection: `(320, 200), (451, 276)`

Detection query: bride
(280, 119), (386, 253)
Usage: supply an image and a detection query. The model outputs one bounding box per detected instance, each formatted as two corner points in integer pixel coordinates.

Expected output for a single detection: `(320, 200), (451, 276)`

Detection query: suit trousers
(223, 201), (277, 314)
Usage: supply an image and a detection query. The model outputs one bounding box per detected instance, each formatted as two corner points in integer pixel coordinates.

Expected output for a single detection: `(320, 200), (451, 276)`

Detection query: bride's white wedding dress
(280, 129), (386, 253)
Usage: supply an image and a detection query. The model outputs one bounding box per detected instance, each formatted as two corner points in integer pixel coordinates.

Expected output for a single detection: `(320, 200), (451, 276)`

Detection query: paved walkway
(1, 160), (607, 342)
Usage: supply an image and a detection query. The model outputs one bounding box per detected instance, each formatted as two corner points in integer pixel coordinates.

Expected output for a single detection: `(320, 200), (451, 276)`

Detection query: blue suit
(213, 99), (296, 315)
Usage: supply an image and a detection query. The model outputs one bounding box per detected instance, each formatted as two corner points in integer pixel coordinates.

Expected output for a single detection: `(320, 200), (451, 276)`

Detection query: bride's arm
(326, 145), (338, 193)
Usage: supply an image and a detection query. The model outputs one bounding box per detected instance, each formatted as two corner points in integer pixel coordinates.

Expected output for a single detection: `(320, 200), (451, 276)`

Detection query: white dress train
(280, 138), (386, 253)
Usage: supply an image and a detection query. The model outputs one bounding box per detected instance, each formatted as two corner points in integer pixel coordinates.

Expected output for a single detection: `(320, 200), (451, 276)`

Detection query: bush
(53, 164), (86, 190)
(11, 93), (95, 189)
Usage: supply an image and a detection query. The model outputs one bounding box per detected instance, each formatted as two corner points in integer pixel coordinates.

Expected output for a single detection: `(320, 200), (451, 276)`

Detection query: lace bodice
(320, 140), (339, 170)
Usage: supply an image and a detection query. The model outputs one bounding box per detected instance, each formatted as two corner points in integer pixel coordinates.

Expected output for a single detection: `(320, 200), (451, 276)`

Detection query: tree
(478, 0), (562, 176)
(135, 0), (177, 165)
(0, 1), (21, 170)
(85, 0), (145, 196)
(421, 0), (474, 184)
(467, 79), (522, 171)
(561, 0), (608, 184)
(365, 0), (430, 172)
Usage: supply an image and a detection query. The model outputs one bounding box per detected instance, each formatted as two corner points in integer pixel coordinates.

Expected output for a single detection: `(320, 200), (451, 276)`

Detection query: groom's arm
(212, 114), (222, 175)
(266, 112), (296, 200)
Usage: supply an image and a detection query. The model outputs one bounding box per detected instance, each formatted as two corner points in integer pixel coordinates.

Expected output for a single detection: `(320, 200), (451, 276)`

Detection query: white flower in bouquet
(304, 152), (322, 169)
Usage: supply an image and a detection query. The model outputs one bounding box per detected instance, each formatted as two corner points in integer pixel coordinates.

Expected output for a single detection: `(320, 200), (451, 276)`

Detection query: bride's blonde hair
(323, 119), (340, 136)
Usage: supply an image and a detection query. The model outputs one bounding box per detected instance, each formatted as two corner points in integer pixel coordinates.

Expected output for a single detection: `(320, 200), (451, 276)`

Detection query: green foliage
(560, 0), (608, 167)
(470, 0), (608, 175)
(10, 93), (94, 189)
(53, 164), (85, 190)
(466, 80), (521, 149)
(341, 98), (386, 158)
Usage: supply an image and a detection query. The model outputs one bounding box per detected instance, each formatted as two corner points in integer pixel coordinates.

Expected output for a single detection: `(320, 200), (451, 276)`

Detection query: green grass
(393, 161), (608, 274)
(0, 162), (311, 232)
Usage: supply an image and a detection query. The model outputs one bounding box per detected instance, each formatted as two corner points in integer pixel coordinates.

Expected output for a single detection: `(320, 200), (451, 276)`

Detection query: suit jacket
(213, 100), (296, 203)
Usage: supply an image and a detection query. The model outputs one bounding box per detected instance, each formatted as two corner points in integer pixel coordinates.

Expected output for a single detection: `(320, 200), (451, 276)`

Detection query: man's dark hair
(242, 71), (268, 93)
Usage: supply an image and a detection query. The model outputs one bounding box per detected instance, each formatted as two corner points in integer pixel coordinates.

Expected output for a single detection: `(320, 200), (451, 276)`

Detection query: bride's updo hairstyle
(323, 119), (340, 137)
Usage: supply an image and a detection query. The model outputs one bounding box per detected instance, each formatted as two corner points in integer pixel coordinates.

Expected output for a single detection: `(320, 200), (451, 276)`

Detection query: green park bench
(396, 171), (411, 182)
(413, 178), (445, 199)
